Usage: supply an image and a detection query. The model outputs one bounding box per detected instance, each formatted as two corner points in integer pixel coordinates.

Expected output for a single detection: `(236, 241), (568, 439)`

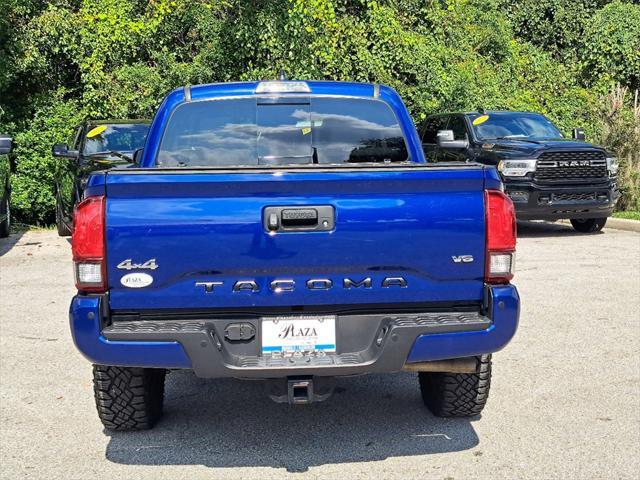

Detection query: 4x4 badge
(117, 258), (159, 270)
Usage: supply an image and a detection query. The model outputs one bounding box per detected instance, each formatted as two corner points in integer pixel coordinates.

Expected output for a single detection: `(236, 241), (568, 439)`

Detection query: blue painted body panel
(70, 296), (191, 369)
(105, 168), (488, 310)
(406, 285), (519, 362)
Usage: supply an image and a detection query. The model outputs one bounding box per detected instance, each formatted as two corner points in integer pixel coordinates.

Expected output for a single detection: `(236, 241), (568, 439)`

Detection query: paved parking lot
(1, 222), (639, 479)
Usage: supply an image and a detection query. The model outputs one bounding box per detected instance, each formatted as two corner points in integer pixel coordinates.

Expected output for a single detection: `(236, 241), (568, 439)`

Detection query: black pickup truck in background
(419, 111), (619, 232)
(52, 119), (150, 236)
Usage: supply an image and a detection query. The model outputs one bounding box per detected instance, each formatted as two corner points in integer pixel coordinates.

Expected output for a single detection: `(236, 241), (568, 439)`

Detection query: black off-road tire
(419, 354), (492, 417)
(0, 195), (9, 238)
(570, 217), (607, 233)
(93, 365), (166, 431)
(55, 196), (72, 237)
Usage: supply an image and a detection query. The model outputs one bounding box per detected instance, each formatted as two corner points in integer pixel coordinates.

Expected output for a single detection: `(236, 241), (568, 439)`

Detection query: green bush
(11, 91), (84, 225)
(596, 86), (640, 212)
(581, 1), (640, 91)
(500, 0), (606, 56)
(1, 0), (638, 224)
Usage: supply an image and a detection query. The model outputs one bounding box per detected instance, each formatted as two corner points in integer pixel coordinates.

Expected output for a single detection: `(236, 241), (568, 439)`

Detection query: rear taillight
(485, 189), (516, 283)
(72, 195), (106, 292)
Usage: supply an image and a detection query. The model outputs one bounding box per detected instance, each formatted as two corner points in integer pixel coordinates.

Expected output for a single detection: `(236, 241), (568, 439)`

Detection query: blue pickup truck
(69, 80), (520, 430)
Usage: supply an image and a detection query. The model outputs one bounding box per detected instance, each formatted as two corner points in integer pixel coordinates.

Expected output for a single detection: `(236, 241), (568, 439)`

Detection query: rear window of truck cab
(157, 97), (410, 167)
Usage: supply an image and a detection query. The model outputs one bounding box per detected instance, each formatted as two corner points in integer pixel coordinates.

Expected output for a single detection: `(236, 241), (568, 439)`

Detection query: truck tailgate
(105, 167), (487, 311)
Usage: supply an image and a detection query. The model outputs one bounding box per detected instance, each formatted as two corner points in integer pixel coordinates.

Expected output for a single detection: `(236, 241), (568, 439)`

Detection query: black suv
(52, 120), (150, 236)
(0, 135), (13, 238)
(419, 111), (619, 232)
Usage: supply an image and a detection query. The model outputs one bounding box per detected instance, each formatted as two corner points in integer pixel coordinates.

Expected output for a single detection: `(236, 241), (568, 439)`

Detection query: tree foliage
(501, 1), (606, 57)
(596, 86), (640, 211)
(501, 0), (639, 90)
(0, 0), (638, 224)
(581, 1), (640, 91)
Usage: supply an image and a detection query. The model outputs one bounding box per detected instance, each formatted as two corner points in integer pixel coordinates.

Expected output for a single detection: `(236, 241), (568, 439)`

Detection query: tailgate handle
(264, 206), (334, 232)
(281, 209), (318, 227)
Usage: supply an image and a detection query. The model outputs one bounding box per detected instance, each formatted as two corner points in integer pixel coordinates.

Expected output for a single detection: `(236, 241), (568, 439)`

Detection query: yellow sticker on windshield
(301, 127), (311, 135)
(472, 115), (489, 126)
(86, 125), (107, 138)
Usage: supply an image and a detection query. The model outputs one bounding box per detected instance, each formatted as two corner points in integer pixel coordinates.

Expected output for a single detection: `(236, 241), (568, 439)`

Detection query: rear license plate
(261, 315), (336, 355)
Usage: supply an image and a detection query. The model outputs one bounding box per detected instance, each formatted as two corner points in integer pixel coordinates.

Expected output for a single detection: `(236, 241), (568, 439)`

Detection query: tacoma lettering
(196, 277), (408, 293)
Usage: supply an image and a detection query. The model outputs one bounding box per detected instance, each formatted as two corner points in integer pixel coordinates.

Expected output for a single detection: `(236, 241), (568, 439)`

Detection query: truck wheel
(418, 354), (491, 417)
(93, 365), (166, 431)
(55, 195), (72, 237)
(0, 195), (9, 238)
(570, 217), (607, 233)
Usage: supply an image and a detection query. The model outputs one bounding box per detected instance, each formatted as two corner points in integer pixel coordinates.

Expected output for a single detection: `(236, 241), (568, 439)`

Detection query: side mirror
(52, 143), (79, 159)
(436, 129), (469, 149)
(0, 135), (13, 155)
(133, 148), (143, 165)
(572, 128), (586, 141)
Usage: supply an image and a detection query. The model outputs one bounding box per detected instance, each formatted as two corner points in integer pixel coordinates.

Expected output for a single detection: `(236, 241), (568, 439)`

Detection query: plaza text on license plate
(261, 316), (336, 355)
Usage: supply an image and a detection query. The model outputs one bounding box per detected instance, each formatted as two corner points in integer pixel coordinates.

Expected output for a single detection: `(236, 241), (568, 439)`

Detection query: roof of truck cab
(84, 119), (151, 125)
(465, 111), (545, 116)
(141, 80), (422, 168)
(429, 111), (545, 117)
(172, 80), (393, 103)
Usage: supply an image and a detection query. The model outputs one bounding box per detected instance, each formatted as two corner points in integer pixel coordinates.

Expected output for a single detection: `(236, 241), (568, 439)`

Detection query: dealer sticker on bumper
(262, 316), (336, 354)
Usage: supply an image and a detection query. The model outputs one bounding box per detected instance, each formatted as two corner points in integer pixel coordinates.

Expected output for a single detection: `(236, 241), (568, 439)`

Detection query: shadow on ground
(517, 220), (604, 238)
(105, 371), (479, 473)
(0, 231), (25, 257)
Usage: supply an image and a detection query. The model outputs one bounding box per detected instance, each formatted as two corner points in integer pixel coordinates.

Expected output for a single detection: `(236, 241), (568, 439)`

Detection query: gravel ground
(1, 222), (639, 480)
